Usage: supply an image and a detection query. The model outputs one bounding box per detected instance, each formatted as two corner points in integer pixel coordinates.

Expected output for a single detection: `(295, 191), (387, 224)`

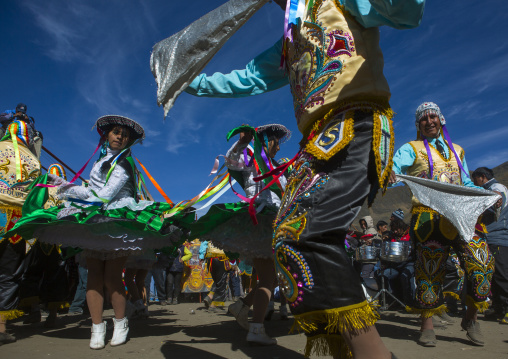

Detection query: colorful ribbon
(135, 157), (173, 204)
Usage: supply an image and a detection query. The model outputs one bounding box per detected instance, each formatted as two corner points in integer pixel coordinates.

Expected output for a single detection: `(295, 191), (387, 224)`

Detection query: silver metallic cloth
(150, 0), (269, 117)
(396, 174), (501, 243)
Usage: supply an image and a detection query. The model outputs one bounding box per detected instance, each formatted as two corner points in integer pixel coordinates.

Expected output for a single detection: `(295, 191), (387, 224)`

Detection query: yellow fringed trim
(211, 301), (225, 307)
(371, 108), (395, 191)
(290, 300), (379, 336)
(303, 108), (355, 161)
(465, 295), (489, 313)
(406, 304), (447, 318)
(443, 291), (461, 301)
(0, 309), (24, 321)
(18, 296), (39, 309)
(299, 96), (391, 145)
(47, 301), (70, 311)
(304, 334), (352, 358)
(412, 206), (438, 215)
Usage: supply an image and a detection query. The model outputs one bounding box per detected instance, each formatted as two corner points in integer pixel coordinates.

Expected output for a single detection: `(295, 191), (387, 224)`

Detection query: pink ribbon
(37, 139), (104, 188)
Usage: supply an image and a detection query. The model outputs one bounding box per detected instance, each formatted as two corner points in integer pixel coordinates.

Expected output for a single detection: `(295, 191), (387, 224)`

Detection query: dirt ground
(2, 301), (508, 359)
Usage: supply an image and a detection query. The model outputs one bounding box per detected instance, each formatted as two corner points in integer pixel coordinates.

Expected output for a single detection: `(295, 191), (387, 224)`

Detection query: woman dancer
(6, 115), (180, 349)
(186, 124), (290, 345)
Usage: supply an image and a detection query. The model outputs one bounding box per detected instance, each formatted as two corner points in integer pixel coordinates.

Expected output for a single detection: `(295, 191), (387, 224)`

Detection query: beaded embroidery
(287, 0), (356, 121)
(372, 111), (395, 189)
(275, 241), (315, 306)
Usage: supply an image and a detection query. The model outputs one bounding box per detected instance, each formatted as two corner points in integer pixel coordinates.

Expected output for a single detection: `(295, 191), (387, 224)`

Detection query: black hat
(95, 115), (145, 141)
(16, 103), (27, 114)
(255, 124), (291, 144)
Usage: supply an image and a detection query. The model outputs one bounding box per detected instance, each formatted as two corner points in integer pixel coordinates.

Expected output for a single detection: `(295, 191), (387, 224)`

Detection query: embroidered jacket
(186, 0), (425, 135)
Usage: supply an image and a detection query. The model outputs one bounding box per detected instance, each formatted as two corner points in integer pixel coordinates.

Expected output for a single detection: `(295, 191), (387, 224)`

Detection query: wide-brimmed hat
(256, 124), (291, 144)
(95, 115), (145, 141)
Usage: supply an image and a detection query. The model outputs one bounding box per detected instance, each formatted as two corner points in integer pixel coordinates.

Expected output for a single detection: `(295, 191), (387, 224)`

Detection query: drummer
(377, 219), (415, 306)
(389, 102), (493, 347)
(356, 234), (378, 279)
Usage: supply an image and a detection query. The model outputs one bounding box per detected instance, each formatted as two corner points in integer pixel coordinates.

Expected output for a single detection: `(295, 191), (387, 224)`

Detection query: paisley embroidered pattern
(275, 241), (314, 307)
(287, 1), (355, 121)
(462, 234), (493, 300)
(410, 210), (494, 312)
(272, 151), (328, 305)
(414, 241), (447, 307)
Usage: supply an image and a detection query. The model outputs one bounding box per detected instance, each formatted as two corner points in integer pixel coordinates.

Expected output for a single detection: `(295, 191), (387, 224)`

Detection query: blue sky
(1, 0), (507, 207)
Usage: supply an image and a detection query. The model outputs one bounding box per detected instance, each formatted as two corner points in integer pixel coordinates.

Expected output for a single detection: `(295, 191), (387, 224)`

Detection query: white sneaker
(228, 300), (250, 331)
(247, 323), (277, 346)
(280, 305), (288, 320)
(90, 321), (106, 350)
(110, 317), (129, 346)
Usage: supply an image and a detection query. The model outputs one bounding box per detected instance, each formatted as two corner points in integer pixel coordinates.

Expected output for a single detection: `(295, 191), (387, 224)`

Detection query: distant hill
(354, 161), (508, 228)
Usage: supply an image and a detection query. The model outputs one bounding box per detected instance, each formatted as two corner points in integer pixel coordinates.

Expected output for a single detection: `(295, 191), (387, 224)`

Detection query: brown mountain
(354, 161), (508, 228)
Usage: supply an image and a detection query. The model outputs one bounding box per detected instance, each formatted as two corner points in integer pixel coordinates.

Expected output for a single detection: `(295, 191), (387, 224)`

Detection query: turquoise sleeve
(343, 0), (425, 29)
(392, 143), (417, 175)
(460, 157), (480, 189)
(185, 40), (289, 98)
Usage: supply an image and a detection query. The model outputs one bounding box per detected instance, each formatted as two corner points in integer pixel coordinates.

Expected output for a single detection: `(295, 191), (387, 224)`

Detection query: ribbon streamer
(135, 157), (173, 204)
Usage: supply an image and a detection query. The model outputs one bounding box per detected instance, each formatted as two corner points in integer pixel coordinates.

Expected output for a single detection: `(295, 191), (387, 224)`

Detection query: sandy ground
(2, 301), (508, 359)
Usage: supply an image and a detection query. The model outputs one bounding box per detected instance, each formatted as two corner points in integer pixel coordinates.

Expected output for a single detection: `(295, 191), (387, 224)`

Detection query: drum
(355, 246), (380, 263)
(380, 241), (409, 262)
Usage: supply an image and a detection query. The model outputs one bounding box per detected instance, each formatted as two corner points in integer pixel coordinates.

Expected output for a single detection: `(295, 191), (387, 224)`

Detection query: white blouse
(57, 147), (152, 218)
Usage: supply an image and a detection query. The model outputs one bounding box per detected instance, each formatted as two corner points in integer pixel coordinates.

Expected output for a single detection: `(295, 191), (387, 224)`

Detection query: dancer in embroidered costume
(389, 102), (494, 347)
(18, 164), (70, 328)
(186, 123), (290, 345)
(4, 115), (182, 349)
(158, 0), (426, 357)
(0, 117), (41, 345)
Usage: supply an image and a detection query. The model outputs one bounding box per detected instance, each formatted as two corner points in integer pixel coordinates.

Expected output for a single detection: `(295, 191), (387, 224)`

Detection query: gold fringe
(291, 300), (379, 336)
(443, 291), (461, 301)
(466, 295), (489, 313)
(18, 296), (39, 309)
(406, 304), (447, 318)
(303, 108), (355, 160)
(412, 206), (437, 215)
(304, 334), (352, 358)
(299, 96), (391, 146)
(47, 301), (70, 311)
(211, 301), (225, 307)
(0, 309), (24, 321)
(371, 108), (395, 191)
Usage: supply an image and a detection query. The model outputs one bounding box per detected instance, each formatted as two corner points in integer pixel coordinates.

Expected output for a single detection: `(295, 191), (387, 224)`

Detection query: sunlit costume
(151, 0), (425, 355)
(392, 102), (495, 346)
(0, 119), (41, 341)
(18, 164), (70, 326)
(5, 115), (182, 257)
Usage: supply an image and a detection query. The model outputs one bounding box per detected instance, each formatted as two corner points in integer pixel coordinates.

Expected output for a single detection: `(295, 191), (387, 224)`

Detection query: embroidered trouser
(409, 209), (494, 317)
(0, 207), (27, 321)
(0, 240), (26, 321)
(18, 241), (69, 311)
(273, 108), (393, 357)
(208, 258), (228, 306)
